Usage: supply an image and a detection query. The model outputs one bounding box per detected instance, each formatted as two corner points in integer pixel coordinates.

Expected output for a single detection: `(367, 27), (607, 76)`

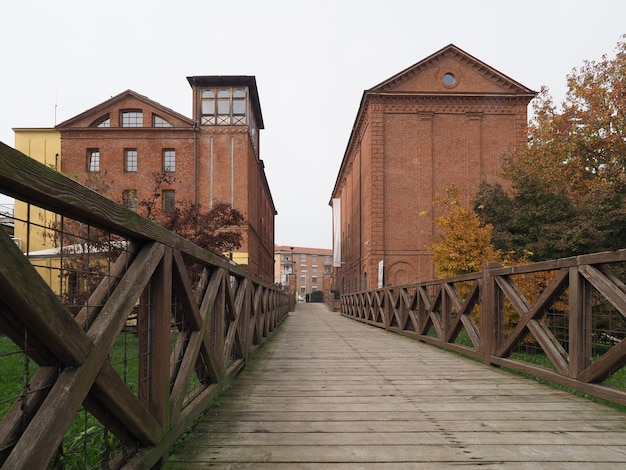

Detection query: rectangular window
(87, 149), (100, 172)
(312, 276), (318, 284)
(300, 275), (306, 284)
(163, 149), (175, 172)
(122, 189), (137, 212)
(300, 254), (306, 262)
(201, 87), (247, 126)
(312, 265), (318, 273)
(163, 190), (175, 213)
(125, 149), (137, 172)
(121, 110), (143, 127)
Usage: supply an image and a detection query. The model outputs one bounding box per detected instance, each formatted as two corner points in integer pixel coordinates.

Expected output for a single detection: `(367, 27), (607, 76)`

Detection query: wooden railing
(0, 142), (289, 469)
(342, 253), (626, 406)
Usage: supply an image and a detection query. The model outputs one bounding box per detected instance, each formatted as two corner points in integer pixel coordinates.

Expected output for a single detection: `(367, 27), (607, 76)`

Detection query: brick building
(56, 76), (276, 282)
(330, 44), (536, 293)
(274, 246), (332, 299)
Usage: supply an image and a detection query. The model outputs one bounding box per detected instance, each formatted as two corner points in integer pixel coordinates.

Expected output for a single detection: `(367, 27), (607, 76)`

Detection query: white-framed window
(87, 149), (100, 172)
(163, 149), (175, 172)
(125, 149), (137, 172)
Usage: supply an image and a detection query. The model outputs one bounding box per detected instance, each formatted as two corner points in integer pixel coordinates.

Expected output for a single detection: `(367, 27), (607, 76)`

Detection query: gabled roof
(56, 89), (193, 129)
(186, 75), (264, 129)
(370, 43), (536, 96)
(330, 44), (537, 202)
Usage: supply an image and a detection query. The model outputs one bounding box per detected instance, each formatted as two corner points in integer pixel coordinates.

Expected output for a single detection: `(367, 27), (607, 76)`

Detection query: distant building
(54, 77), (276, 282)
(274, 246), (332, 299)
(330, 44), (536, 293)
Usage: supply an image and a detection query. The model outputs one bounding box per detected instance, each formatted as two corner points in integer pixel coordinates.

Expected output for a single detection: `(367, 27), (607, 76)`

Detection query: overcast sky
(1, 0), (624, 249)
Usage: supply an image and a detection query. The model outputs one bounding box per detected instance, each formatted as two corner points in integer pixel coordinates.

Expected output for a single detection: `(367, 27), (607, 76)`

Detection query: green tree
(484, 36), (626, 259)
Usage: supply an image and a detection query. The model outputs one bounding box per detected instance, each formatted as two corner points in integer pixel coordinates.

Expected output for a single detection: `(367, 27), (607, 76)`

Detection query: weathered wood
(0, 228), (92, 366)
(165, 304), (626, 468)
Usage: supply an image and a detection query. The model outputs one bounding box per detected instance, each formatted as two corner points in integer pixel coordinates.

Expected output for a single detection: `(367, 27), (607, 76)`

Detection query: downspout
(230, 136), (234, 206)
(192, 79), (199, 205)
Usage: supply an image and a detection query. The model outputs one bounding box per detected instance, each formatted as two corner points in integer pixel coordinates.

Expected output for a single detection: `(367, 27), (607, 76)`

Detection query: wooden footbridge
(2, 141), (626, 469)
(165, 302), (626, 469)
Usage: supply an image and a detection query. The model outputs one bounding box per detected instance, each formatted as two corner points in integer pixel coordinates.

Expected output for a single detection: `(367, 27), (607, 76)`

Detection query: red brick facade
(57, 77), (276, 282)
(331, 45), (536, 293)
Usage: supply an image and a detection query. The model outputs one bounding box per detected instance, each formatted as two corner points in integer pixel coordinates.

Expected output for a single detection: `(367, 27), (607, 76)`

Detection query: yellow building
(13, 128), (61, 254)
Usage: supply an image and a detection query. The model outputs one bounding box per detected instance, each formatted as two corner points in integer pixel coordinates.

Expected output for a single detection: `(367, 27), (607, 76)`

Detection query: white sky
(1, 0), (624, 249)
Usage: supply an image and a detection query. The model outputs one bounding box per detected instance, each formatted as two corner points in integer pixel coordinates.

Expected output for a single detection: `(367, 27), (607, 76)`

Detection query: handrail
(341, 251), (626, 407)
(0, 142), (289, 469)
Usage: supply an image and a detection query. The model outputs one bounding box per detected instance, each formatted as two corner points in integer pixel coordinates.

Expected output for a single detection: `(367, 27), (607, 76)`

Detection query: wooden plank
(165, 303), (626, 468)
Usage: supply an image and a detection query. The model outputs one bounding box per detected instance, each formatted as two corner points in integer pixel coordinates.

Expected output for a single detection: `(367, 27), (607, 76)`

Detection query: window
(122, 189), (137, 212)
(121, 110), (143, 127)
(201, 87), (247, 126)
(232, 88), (246, 125)
(153, 114), (172, 127)
(163, 190), (175, 213)
(93, 115), (110, 127)
(87, 149), (100, 172)
(201, 90), (216, 125)
(125, 149), (137, 172)
(443, 72), (457, 86)
(300, 254), (307, 262)
(312, 276), (318, 284)
(312, 265), (318, 273)
(300, 275), (306, 284)
(163, 149), (175, 172)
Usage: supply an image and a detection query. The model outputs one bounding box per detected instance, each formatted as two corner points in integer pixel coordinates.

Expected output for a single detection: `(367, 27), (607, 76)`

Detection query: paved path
(165, 302), (626, 469)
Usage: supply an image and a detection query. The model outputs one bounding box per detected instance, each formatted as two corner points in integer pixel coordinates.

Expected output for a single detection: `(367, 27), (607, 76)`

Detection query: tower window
(201, 88), (247, 126)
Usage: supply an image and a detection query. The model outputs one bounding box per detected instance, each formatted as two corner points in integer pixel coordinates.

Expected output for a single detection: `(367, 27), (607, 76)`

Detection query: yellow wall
(12, 129), (61, 253)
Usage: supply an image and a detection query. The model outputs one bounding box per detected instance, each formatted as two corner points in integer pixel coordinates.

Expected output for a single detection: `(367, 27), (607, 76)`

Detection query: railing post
(569, 265), (592, 379)
(384, 288), (391, 330)
(482, 262), (502, 366)
(151, 246), (172, 428)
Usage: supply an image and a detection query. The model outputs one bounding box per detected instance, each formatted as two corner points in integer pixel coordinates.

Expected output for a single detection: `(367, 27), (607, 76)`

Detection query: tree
(129, 172), (246, 255)
(489, 36), (626, 259)
(161, 200), (245, 254)
(428, 185), (500, 278)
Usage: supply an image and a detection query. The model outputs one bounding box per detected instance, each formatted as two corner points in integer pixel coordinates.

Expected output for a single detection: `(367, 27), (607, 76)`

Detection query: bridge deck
(165, 303), (626, 469)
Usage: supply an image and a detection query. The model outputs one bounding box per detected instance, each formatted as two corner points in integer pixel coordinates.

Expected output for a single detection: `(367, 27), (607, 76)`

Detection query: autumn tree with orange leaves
(428, 185), (500, 278)
(477, 36), (626, 261)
